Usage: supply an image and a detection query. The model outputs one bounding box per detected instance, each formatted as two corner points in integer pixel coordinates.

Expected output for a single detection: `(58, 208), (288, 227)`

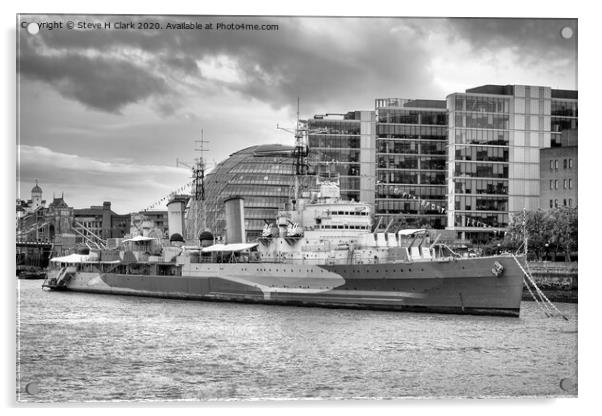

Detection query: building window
(550, 160), (554, 170)
(563, 159), (567, 169)
(569, 159), (573, 169)
(555, 160), (559, 169)
(554, 199), (558, 208)
(568, 179), (573, 189)
(555, 180), (558, 189)
(563, 179), (567, 189)
(549, 200), (553, 208)
(549, 180), (553, 190)
(568, 198), (572, 207)
(563, 199), (567, 206)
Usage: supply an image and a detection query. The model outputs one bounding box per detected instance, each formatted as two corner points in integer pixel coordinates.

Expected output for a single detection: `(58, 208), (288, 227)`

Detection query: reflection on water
(16, 279), (577, 401)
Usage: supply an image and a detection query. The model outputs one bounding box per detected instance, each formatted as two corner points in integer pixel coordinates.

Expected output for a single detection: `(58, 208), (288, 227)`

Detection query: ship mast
(277, 97), (309, 201)
(179, 130), (209, 241)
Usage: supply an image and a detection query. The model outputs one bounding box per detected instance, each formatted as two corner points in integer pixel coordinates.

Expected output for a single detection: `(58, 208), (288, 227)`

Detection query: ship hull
(49, 255), (525, 317)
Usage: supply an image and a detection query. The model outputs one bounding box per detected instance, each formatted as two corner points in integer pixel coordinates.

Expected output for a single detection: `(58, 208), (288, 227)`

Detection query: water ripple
(16, 280), (578, 401)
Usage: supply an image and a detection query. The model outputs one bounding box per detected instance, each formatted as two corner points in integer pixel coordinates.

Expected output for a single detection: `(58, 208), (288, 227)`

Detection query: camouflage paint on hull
(56, 255), (525, 317)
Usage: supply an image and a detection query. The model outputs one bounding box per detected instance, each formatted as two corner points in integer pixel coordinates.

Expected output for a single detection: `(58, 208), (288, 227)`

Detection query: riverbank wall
(523, 261), (577, 303)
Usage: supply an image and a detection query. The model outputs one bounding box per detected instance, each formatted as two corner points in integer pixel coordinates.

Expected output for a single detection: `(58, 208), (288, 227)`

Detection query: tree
(547, 206), (578, 262)
(505, 207), (578, 262)
(506, 209), (550, 260)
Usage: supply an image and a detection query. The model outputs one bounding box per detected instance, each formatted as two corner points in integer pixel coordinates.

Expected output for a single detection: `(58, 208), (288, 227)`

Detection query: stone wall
(523, 261), (578, 303)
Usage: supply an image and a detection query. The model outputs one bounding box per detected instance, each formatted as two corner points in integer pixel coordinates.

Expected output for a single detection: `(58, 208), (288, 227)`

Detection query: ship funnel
(167, 195), (189, 240)
(224, 196), (246, 243)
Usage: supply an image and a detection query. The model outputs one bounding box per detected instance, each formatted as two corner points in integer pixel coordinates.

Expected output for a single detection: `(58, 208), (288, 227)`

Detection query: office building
(447, 85), (553, 241)
(307, 111), (376, 204)
(551, 90), (578, 147)
(540, 129), (577, 209)
(192, 83), (577, 243)
(307, 112), (361, 201)
(308, 101), (448, 230)
(375, 98), (448, 229)
(541, 90), (578, 210)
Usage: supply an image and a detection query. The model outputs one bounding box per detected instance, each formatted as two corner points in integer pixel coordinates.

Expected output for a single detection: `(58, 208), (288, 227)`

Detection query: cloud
(18, 36), (168, 114)
(18, 16), (578, 118)
(19, 16), (578, 118)
(16, 16), (579, 212)
(445, 18), (577, 63)
(17, 145), (190, 213)
(18, 16), (442, 116)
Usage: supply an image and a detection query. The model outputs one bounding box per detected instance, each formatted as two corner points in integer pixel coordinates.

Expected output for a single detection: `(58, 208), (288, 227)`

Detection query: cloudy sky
(17, 15), (577, 214)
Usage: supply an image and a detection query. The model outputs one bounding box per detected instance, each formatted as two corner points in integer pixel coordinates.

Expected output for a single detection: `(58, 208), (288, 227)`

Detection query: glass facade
(551, 98), (578, 147)
(446, 84), (564, 241)
(202, 144), (312, 241)
(447, 93), (513, 238)
(307, 114), (362, 202)
(375, 100), (448, 229)
(199, 84), (576, 245)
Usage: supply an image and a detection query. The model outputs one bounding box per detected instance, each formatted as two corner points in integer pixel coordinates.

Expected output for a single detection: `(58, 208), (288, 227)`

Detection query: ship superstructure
(256, 176), (437, 265)
(43, 177), (526, 317)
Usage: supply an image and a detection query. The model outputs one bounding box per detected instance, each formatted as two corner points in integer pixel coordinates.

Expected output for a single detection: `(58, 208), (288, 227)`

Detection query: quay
(523, 262), (578, 303)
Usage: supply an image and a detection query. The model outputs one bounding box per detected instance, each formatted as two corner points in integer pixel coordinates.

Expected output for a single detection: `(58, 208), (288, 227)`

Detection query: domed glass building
(202, 144), (313, 241)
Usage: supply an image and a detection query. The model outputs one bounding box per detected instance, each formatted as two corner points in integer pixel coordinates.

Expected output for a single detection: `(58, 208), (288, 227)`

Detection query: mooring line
(522, 276), (551, 317)
(513, 255), (569, 321)
(524, 261), (554, 316)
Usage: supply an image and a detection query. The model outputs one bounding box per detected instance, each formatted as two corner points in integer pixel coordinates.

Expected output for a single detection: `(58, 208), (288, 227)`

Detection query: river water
(16, 279), (578, 402)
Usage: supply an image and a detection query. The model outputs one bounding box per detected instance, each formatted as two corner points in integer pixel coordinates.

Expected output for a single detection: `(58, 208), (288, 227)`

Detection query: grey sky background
(17, 16), (577, 213)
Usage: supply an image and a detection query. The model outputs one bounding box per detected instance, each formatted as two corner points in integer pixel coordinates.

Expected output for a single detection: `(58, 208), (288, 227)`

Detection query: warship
(43, 176), (526, 317)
